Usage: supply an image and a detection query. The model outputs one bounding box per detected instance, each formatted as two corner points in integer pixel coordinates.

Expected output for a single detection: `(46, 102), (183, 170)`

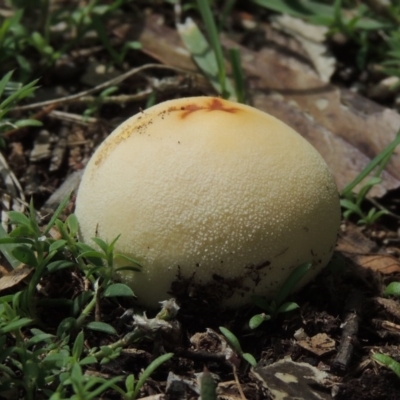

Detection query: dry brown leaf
(0, 264), (10, 277)
(271, 14), (335, 82)
(252, 357), (331, 400)
(138, 15), (400, 197)
(353, 254), (400, 274)
(337, 224), (400, 274)
(0, 264), (33, 292)
(297, 333), (336, 356)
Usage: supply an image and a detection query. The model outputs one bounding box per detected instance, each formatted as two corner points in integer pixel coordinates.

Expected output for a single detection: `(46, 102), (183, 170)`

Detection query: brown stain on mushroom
(93, 120), (150, 167)
(92, 98), (240, 168)
(169, 98), (240, 119)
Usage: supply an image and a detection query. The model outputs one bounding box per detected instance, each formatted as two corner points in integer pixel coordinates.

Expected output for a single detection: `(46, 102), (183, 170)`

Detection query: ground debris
(251, 357), (332, 400)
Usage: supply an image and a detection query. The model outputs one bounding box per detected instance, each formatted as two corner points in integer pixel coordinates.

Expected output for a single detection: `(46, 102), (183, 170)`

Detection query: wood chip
(298, 333), (336, 356)
(252, 357), (331, 400)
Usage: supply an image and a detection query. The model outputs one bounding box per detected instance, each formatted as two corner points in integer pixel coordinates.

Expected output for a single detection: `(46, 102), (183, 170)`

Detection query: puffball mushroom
(75, 96), (341, 308)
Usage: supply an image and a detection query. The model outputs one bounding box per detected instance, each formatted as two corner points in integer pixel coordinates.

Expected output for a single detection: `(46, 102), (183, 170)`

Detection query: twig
(332, 289), (364, 374)
(233, 365), (247, 400)
(373, 319), (400, 334)
(48, 110), (98, 125)
(368, 197), (400, 221)
(3, 104), (58, 137)
(67, 90), (153, 105)
(12, 64), (187, 112)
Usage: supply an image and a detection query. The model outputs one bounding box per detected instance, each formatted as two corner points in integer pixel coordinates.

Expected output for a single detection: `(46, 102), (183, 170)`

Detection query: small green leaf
(0, 317), (32, 334)
(72, 331), (84, 359)
(11, 245), (37, 267)
(46, 260), (75, 273)
(7, 211), (31, 227)
(219, 326), (243, 355)
(249, 313), (271, 329)
(125, 374), (135, 393)
(23, 359), (39, 381)
(78, 250), (107, 260)
(0, 237), (33, 245)
(127, 41), (142, 50)
(276, 301), (300, 314)
(0, 346), (15, 364)
(340, 198), (362, 213)
(86, 321), (117, 335)
(200, 369), (217, 400)
(91, 237), (110, 254)
(26, 332), (54, 347)
(100, 346), (114, 358)
(57, 317), (77, 337)
(66, 214), (79, 236)
(79, 356), (97, 365)
(76, 242), (97, 252)
(242, 352), (257, 367)
(103, 283), (135, 297)
(384, 282), (400, 297)
(372, 353), (400, 379)
(70, 362), (83, 382)
(49, 240), (67, 252)
(13, 119), (42, 128)
(43, 351), (70, 368)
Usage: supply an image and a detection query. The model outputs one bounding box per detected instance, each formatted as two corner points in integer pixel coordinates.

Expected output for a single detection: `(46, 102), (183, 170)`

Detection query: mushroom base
(116, 255), (330, 309)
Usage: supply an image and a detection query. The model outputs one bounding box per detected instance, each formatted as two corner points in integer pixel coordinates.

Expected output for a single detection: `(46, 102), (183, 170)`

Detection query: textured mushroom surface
(75, 97), (341, 308)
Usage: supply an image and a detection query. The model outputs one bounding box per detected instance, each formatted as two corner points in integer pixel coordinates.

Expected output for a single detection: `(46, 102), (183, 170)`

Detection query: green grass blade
(132, 353), (173, 399)
(372, 353), (400, 379)
(341, 128), (400, 197)
(0, 224), (22, 269)
(251, 0), (326, 18)
(274, 262), (312, 308)
(196, 0), (227, 97)
(43, 193), (71, 235)
(0, 79), (39, 109)
(177, 18), (235, 99)
(229, 48), (246, 103)
(0, 71), (13, 99)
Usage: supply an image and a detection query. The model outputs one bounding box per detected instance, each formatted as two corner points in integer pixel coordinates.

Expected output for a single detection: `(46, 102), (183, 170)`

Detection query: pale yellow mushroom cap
(75, 97), (341, 308)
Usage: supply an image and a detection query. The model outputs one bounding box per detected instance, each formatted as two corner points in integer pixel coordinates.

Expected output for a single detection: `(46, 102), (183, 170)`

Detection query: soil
(1, 2), (400, 399)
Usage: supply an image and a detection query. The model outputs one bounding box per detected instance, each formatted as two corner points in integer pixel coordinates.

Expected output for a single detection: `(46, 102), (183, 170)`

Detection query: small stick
(12, 64), (187, 112)
(233, 365), (247, 400)
(332, 289), (364, 374)
(3, 104), (58, 137)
